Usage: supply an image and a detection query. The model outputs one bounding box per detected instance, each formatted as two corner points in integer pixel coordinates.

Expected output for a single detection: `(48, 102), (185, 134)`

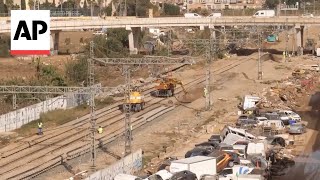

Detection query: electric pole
(257, 30), (262, 80)
(123, 65), (132, 155)
(89, 41), (97, 171)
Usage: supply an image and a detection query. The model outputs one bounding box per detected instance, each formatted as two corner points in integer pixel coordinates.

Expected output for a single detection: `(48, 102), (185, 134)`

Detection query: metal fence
(0, 8), (96, 17)
(85, 149), (143, 180)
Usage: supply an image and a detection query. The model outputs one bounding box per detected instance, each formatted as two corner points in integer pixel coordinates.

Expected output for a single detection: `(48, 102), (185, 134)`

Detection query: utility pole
(285, 18), (289, 62)
(205, 29), (216, 111)
(89, 41), (96, 170)
(123, 65), (132, 155)
(257, 30), (262, 80)
(314, 0), (316, 15)
(181, 34), (225, 111)
(91, 1), (93, 17)
(124, 0), (127, 16)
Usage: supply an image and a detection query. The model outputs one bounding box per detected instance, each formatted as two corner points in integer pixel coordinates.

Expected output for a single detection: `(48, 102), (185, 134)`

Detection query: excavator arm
(176, 81), (187, 94)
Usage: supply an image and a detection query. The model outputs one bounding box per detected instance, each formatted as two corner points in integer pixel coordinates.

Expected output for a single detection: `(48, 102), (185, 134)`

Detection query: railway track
(0, 58), (250, 179)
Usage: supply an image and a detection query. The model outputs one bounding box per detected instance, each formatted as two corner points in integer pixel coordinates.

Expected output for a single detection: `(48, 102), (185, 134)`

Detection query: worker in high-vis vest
(37, 121), (43, 135)
(97, 126), (103, 134)
(203, 87), (208, 98)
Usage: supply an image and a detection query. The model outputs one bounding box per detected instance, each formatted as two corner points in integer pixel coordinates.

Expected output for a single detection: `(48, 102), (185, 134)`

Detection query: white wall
(0, 95), (67, 132)
(85, 149), (143, 180)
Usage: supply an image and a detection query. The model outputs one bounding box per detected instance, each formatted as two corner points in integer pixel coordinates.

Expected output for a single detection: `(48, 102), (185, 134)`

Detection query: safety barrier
(0, 84), (102, 132)
(1, 16), (320, 33)
(85, 149), (143, 180)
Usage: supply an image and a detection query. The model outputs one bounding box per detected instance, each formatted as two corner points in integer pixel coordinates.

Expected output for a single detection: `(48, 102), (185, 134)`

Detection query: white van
(253, 10), (275, 17)
(184, 13), (202, 18)
(207, 13), (222, 18)
(114, 174), (142, 180)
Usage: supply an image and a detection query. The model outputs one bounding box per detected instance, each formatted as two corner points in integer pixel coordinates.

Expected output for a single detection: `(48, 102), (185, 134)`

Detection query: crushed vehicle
(208, 134), (221, 143)
(157, 157), (178, 171)
(288, 123), (306, 134)
(254, 117), (268, 126)
(170, 156), (217, 179)
(170, 170), (197, 180)
(185, 148), (213, 158)
(208, 151), (233, 172)
(220, 126), (255, 145)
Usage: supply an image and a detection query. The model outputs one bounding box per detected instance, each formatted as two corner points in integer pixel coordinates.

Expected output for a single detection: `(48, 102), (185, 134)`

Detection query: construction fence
(85, 149), (143, 180)
(0, 84), (102, 132)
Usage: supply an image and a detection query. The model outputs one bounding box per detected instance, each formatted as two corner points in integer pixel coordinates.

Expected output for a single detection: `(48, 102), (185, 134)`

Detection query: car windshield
(239, 116), (248, 119)
(291, 124), (302, 127)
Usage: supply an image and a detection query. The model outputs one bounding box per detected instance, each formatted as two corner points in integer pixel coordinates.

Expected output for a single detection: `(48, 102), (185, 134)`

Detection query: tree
(83, 0), (87, 9)
(27, 0), (34, 10)
(0, 0), (5, 13)
(5, 0), (14, 11)
(107, 28), (129, 47)
(86, 28), (130, 58)
(41, 0), (52, 9)
(21, 0), (26, 10)
(12, 4), (20, 9)
(163, 3), (180, 16)
(65, 56), (88, 84)
(263, 0), (279, 9)
(75, 0), (81, 9)
(62, 0), (76, 9)
(102, 5), (112, 16)
(0, 35), (10, 57)
(51, 0), (56, 8)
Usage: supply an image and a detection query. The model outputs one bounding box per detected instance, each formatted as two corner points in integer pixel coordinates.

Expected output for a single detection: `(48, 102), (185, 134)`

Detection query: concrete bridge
(1, 16), (318, 54)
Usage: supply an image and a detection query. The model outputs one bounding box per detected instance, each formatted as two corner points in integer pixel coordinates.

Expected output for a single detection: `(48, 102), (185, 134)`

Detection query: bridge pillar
(50, 31), (60, 55)
(295, 25), (304, 56)
(126, 27), (138, 54)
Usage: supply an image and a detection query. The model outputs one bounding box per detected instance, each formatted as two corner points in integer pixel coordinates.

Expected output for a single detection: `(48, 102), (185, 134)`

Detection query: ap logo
(11, 10), (50, 55)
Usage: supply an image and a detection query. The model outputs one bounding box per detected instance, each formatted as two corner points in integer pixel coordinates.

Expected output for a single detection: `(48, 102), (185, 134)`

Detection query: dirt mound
(260, 53), (282, 62)
(176, 87), (204, 103)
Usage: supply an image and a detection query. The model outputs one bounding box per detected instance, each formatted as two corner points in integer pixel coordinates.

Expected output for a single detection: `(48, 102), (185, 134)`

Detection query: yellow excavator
(151, 77), (187, 97)
(123, 88), (145, 112)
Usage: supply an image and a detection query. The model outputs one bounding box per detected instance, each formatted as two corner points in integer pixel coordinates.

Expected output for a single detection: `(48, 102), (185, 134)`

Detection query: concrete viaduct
(1, 16), (319, 54)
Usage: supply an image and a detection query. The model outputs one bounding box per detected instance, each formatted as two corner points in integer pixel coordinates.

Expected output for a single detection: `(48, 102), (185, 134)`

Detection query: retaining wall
(0, 84), (102, 132)
(85, 149), (143, 180)
(0, 96), (67, 132)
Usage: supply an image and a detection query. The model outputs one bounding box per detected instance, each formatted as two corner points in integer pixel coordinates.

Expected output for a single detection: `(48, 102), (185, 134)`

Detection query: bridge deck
(1, 16), (320, 33)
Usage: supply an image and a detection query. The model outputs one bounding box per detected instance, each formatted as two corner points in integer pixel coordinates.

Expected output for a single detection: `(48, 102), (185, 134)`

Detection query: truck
(253, 10), (275, 17)
(170, 156), (217, 179)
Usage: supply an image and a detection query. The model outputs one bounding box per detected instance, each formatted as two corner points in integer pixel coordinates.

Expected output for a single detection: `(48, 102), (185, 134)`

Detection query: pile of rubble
(259, 69), (320, 110)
